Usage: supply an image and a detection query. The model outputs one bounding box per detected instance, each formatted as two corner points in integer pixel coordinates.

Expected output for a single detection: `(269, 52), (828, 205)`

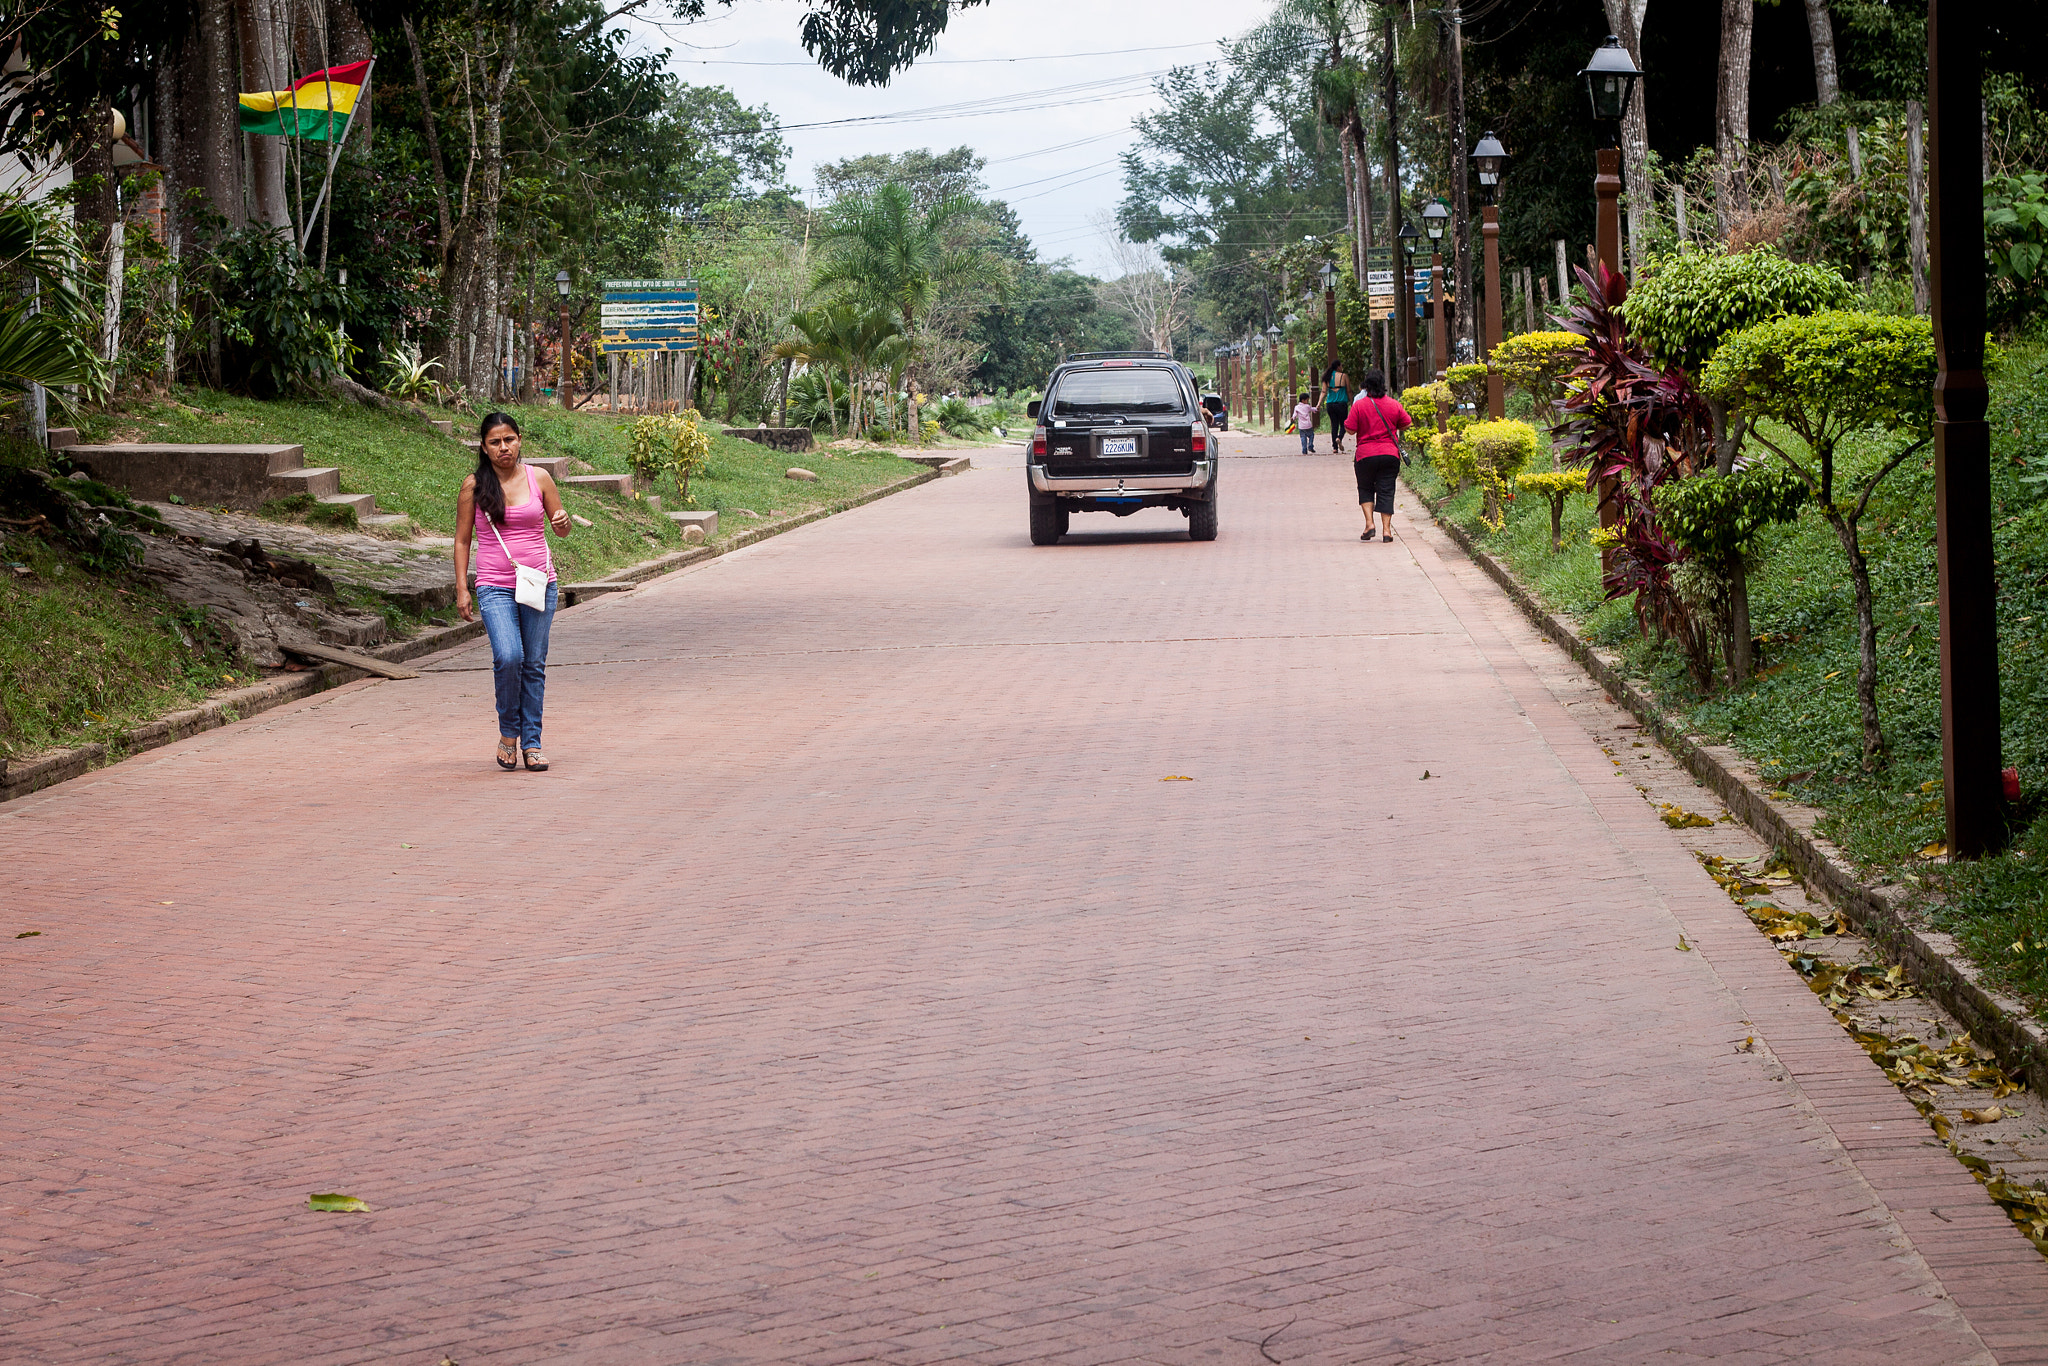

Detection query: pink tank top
(472, 467), (555, 588)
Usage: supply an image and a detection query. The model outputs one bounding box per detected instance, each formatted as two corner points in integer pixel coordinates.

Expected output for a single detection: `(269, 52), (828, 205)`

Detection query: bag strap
(486, 514), (531, 574)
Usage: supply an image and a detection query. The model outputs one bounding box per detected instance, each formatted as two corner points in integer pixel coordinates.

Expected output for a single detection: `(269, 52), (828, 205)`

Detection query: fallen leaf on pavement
(1961, 1106), (2005, 1124)
(1160, 775), (1194, 782)
(308, 1193), (369, 1213)
(1676, 935), (1693, 952)
(1659, 803), (1716, 828)
(16, 930), (40, 938)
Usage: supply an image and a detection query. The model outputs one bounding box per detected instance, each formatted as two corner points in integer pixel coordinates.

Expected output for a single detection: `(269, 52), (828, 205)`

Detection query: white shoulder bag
(487, 516), (550, 610)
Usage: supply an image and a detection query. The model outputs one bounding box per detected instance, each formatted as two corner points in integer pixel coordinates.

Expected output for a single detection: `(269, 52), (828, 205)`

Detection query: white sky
(616, 0), (1263, 277)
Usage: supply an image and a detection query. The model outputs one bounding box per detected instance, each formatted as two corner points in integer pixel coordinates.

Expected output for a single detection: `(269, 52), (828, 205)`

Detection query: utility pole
(1445, 4), (1475, 361)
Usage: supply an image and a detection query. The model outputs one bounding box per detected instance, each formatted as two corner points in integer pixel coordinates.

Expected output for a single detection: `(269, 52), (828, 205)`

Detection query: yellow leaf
(1676, 935), (1693, 952)
(1961, 1106), (2005, 1124)
(1824, 670), (1842, 679)
(1160, 775), (1194, 782)
(308, 1193), (369, 1212)
(1917, 841), (1948, 859)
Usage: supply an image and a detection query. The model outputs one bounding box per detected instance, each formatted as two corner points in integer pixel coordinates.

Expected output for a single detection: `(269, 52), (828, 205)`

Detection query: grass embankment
(1405, 354), (2048, 1012)
(4, 391), (927, 766)
(79, 390), (928, 581)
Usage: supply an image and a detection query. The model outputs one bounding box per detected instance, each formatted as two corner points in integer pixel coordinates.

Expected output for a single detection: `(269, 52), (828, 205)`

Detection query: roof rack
(1063, 350), (1172, 362)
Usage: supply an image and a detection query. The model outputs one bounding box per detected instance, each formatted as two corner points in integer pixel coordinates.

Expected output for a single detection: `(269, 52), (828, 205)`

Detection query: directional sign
(599, 279), (698, 353)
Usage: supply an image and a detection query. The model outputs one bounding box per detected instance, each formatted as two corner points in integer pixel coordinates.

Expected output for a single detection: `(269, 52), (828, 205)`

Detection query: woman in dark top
(1324, 366), (1351, 454)
(1344, 370), (1413, 543)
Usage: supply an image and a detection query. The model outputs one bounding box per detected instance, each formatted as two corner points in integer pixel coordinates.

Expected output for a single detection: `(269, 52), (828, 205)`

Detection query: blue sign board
(600, 279), (699, 353)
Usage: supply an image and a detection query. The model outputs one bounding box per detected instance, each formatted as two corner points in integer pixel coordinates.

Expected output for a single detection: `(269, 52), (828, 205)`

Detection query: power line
(667, 40), (1229, 68)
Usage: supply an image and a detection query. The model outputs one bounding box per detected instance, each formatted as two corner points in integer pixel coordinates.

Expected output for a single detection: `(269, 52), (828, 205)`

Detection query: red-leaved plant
(1551, 262), (1720, 690)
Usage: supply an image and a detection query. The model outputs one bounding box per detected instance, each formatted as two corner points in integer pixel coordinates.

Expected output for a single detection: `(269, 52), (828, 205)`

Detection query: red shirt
(1345, 395), (1412, 458)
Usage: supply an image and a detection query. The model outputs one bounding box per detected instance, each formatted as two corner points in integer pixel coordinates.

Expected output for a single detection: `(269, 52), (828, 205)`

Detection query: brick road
(6, 433), (2046, 1364)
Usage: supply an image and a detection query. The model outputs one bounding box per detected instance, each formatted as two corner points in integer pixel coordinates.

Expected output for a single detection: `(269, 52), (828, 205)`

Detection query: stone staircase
(52, 429), (408, 530)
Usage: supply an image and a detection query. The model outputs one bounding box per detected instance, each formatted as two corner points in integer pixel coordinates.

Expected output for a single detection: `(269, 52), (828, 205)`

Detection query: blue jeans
(476, 581), (557, 748)
(1298, 426), (1315, 453)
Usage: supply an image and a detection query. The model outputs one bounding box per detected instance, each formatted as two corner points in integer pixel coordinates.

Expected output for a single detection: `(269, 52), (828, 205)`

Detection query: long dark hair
(472, 411), (521, 525)
(1360, 371), (1387, 399)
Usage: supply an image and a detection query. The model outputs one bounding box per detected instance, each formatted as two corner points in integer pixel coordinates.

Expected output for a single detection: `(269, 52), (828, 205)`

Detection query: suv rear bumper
(1029, 460), (1212, 494)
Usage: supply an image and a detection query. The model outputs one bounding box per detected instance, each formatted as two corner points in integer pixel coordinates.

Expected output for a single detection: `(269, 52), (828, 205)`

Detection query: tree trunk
(1802, 0), (1839, 104)
(1384, 7), (1408, 386)
(327, 1), (375, 149)
(1716, 0), (1755, 232)
(71, 106), (117, 252)
(1444, 11), (1475, 358)
(1827, 510), (1886, 764)
(236, 0), (293, 231)
(402, 14), (453, 267)
(1907, 99), (1929, 313)
(186, 0), (243, 229)
(1602, 0), (1653, 276)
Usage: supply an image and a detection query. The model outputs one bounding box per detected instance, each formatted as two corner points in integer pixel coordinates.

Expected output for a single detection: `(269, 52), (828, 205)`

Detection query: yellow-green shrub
(1444, 362), (1489, 415)
(1400, 382), (1450, 454)
(629, 409), (713, 504)
(1516, 469), (1585, 552)
(1488, 331), (1582, 410)
(1463, 419), (1541, 530)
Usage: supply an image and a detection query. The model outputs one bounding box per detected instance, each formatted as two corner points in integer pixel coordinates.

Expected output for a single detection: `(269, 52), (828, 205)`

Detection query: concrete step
(524, 456), (572, 479)
(320, 492), (379, 516)
(667, 510), (717, 537)
(46, 427), (79, 450)
(429, 419), (453, 437)
(560, 581), (634, 607)
(359, 513), (411, 530)
(63, 443), (306, 509)
(562, 472), (633, 496)
(268, 465), (341, 500)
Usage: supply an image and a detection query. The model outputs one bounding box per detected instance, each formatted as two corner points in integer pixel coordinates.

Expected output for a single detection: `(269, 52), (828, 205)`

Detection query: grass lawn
(77, 389), (932, 583)
(0, 391), (936, 765)
(1406, 349), (2048, 1014)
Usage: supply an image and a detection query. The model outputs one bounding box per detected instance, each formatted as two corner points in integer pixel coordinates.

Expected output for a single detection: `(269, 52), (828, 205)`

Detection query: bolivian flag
(238, 60), (371, 141)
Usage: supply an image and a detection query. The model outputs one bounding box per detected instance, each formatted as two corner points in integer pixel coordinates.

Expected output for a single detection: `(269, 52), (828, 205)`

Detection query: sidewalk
(3, 432), (2043, 1363)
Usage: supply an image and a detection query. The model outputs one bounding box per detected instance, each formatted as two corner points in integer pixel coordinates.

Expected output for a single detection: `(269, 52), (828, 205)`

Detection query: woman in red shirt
(1344, 371), (1413, 542)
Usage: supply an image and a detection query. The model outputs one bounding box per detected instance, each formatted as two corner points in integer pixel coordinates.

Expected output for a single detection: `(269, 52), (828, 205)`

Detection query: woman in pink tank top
(453, 412), (572, 771)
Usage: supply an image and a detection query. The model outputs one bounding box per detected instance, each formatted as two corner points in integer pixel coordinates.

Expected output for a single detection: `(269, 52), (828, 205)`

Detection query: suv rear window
(1049, 368), (1186, 417)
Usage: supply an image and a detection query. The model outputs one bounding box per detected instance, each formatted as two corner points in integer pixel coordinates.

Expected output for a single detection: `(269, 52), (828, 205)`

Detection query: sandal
(1361, 527), (1377, 542)
(522, 748), (549, 772)
(496, 737), (519, 771)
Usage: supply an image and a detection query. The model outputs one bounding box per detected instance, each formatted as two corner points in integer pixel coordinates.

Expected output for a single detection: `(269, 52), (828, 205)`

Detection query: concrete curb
(1413, 479), (2048, 1097)
(2, 464), (948, 805)
(0, 617), (487, 805)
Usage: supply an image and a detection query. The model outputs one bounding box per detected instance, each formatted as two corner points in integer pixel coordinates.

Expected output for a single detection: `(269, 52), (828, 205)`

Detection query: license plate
(1100, 437), (1138, 456)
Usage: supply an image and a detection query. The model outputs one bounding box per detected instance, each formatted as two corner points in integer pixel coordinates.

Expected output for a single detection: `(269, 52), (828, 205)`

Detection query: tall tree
(1716, 0), (1754, 231)
(1601, 0), (1653, 274)
(1802, 0), (1840, 103)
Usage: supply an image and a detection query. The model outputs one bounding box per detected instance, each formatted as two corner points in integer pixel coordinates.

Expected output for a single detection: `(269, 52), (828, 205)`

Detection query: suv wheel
(1029, 494), (1065, 545)
(1188, 492), (1218, 541)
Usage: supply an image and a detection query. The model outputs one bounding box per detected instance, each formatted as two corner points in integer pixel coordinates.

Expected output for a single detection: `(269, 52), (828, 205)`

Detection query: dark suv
(1025, 353), (1220, 545)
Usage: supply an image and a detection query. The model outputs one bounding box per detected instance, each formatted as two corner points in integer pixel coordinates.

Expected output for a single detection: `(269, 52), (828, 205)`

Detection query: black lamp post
(1470, 133), (1508, 419)
(1422, 201), (1450, 385)
(1397, 220), (1422, 387)
(1580, 35), (1641, 278)
(555, 269), (573, 410)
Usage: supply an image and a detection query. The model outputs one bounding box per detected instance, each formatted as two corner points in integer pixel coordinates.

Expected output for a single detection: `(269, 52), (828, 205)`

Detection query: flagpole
(299, 60), (374, 257)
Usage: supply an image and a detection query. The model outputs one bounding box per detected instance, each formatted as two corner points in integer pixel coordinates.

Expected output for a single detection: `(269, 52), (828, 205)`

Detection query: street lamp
(1422, 201), (1450, 387)
(555, 270), (572, 410)
(1581, 36), (1640, 277)
(1469, 135), (1508, 418)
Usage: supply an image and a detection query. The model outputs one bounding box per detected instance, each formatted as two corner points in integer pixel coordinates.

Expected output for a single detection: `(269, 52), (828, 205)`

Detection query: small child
(1292, 393), (1319, 454)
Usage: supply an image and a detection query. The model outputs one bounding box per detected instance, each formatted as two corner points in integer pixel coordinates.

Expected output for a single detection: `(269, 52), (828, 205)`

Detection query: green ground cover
(1405, 349), (2048, 1013)
(77, 390), (929, 581)
(2, 392), (933, 764)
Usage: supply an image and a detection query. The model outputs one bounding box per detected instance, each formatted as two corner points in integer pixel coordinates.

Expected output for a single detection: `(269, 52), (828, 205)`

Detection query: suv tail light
(1190, 423), (1207, 455)
(1032, 426), (1048, 458)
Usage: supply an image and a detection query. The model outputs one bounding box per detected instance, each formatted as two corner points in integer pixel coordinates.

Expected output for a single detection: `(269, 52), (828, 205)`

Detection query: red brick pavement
(5, 433), (2045, 1363)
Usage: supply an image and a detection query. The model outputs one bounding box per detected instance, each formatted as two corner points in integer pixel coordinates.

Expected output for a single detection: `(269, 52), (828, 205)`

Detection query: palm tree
(811, 182), (1008, 440)
(775, 303), (907, 440)
(0, 199), (104, 410)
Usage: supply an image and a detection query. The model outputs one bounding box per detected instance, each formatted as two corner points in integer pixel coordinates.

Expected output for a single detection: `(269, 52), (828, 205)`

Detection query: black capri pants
(1353, 453), (1401, 515)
